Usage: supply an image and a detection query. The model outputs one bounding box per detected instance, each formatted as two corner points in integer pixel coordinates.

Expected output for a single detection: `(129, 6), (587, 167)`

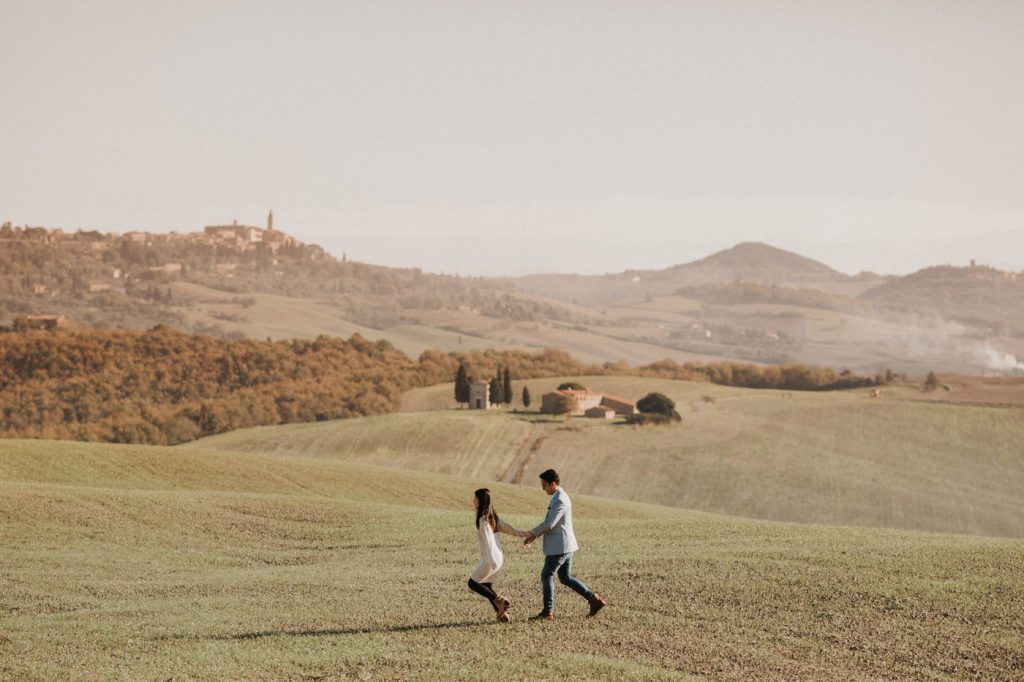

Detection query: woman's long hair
(474, 488), (500, 531)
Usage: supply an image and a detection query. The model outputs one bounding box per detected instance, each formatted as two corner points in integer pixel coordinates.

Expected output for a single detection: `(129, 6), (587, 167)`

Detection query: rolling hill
(5, 223), (1023, 374)
(1, 438), (1021, 679)
(197, 376), (1024, 538)
(859, 264), (1024, 336)
(170, 281), (509, 356)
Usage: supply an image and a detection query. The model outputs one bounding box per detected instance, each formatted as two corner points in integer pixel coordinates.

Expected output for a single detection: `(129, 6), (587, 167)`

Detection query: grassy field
(1, 438), (1022, 680)
(200, 376), (1024, 538)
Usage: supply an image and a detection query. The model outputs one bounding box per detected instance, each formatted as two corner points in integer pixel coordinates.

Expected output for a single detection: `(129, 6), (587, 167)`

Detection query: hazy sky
(3, 1), (1023, 276)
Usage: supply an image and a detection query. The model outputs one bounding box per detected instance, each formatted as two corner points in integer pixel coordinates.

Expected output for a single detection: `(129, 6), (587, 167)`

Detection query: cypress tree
(492, 366), (504, 406)
(461, 371), (473, 406)
(454, 363), (468, 406)
(488, 376), (499, 407)
(522, 386), (531, 409)
(503, 366), (513, 405)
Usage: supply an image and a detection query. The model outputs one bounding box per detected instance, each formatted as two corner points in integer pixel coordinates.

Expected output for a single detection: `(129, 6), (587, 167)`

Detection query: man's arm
(530, 496), (566, 538)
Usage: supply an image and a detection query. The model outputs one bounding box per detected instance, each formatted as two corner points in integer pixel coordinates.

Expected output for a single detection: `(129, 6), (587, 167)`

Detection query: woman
(468, 488), (528, 623)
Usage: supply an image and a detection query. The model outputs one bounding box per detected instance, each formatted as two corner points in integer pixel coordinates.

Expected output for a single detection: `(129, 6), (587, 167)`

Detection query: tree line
(453, 363), (515, 407)
(0, 327), (885, 445)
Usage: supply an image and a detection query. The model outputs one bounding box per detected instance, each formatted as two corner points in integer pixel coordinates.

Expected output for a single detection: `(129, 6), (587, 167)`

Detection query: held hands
(523, 532), (535, 546)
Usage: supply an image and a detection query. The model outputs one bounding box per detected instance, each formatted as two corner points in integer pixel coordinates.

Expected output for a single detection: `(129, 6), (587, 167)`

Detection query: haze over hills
(861, 264), (1024, 334)
(513, 242), (887, 306)
(2, 220), (1022, 375)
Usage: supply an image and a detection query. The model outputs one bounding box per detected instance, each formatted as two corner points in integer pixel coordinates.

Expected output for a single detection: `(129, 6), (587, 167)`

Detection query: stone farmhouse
(540, 389), (636, 417)
(468, 380), (491, 410)
(584, 405), (617, 419)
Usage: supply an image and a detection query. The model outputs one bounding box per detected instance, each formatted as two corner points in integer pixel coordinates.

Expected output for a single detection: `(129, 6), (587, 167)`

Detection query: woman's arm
(496, 517), (529, 538)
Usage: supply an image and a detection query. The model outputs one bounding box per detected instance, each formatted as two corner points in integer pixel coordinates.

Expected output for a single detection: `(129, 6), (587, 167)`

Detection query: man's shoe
(494, 595), (511, 618)
(497, 611), (511, 623)
(587, 594), (606, 617)
(529, 611), (554, 621)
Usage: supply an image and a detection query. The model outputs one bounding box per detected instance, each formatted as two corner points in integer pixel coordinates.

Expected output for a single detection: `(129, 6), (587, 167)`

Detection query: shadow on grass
(159, 620), (491, 641)
(227, 620), (490, 640)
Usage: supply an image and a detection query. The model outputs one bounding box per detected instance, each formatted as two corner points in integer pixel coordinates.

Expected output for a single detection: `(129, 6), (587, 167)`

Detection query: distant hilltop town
(200, 210), (298, 253)
(1, 209), (482, 338)
(0, 210), (340, 333)
(1, 210), (303, 256)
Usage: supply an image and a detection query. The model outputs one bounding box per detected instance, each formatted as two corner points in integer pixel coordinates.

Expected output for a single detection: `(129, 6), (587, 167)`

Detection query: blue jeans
(541, 552), (593, 613)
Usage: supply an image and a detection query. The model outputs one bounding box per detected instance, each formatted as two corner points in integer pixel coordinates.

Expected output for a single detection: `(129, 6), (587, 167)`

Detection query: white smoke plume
(978, 346), (1024, 373)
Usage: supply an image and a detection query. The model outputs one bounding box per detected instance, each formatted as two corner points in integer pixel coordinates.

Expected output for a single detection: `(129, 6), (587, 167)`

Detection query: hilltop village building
(2, 211), (303, 256)
(203, 211), (296, 254)
(540, 390), (636, 417)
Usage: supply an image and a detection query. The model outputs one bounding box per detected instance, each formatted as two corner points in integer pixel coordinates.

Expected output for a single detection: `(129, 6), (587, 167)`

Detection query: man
(524, 468), (606, 620)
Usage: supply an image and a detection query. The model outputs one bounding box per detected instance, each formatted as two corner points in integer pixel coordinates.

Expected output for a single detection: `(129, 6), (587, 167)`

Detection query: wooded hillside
(0, 326), (882, 445)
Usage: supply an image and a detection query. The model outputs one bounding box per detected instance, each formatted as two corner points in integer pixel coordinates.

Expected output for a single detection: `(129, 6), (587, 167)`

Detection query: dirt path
(502, 425), (549, 485)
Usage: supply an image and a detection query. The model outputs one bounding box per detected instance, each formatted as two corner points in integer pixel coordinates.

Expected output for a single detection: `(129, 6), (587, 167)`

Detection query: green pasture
(1, 440), (1021, 680)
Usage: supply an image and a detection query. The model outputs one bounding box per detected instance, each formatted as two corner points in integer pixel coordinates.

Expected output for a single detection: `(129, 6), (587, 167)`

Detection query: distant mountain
(655, 241), (848, 285)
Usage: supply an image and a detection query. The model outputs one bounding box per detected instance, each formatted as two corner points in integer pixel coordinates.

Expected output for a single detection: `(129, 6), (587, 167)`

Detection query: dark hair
(539, 469), (559, 485)
(474, 488), (500, 531)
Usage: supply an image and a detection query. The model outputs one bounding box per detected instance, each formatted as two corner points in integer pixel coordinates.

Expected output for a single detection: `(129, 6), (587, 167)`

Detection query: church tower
(267, 209), (274, 231)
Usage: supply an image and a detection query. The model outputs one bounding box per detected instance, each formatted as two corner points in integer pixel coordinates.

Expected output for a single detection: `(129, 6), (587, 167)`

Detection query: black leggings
(467, 579), (499, 611)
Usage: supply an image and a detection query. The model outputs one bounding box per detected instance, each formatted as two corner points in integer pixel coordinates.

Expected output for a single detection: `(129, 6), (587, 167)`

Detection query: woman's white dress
(471, 517), (527, 583)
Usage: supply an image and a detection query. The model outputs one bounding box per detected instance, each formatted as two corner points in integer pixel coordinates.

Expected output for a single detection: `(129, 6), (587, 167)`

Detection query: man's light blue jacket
(531, 487), (579, 556)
